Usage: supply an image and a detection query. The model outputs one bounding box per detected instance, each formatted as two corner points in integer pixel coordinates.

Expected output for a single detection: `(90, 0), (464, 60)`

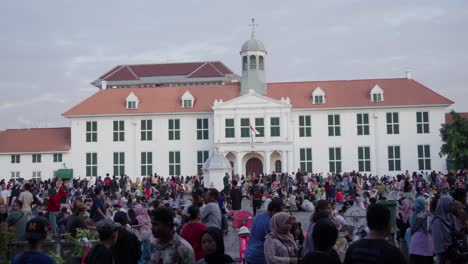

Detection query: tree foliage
(439, 111), (468, 169)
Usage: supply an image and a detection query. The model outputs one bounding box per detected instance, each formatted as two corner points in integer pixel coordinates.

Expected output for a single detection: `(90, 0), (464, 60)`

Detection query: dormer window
(370, 84), (384, 102)
(312, 86), (326, 104)
(126, 92), (139, 109)
(127, 101), (136, 109)
(181, 90), (195, 108)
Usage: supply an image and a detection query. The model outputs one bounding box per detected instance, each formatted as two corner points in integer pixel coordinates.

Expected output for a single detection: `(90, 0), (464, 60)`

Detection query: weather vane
(249, 18), (258, 38)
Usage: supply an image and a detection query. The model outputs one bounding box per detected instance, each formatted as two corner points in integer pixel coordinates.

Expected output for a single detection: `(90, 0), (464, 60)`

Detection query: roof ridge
(102, 65), (126, 80)
(267, 77), (407, 85)
(187, 62), (209, 77)
(126, 65), (139, 79)
(121, 61), (218, 67)
(208, 62), (224, 76)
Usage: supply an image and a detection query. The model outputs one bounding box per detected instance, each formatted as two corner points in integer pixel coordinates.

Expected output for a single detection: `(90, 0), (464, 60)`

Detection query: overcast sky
(1, 0), (467, 130)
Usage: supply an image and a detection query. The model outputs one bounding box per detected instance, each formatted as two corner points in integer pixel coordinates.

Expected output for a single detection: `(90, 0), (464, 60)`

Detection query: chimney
(405, 69), (412, 79)
(101, 80), (107, 89)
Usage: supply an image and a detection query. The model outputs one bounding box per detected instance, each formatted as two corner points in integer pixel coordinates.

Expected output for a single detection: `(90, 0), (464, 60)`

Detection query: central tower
(240, 19), (267, 95)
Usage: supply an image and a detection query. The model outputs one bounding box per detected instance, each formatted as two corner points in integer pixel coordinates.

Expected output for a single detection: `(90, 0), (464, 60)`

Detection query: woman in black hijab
(198, 227), (235, 264)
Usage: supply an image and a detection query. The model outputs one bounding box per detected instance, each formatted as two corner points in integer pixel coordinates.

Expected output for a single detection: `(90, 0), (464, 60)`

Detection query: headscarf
(399, 199), (412, 224)
(268, 212), (297, 256)
(203, 227), (233, 264)
(135, 204), (151, 227)
(410, 196), (427, 226)
(432, 195), (455, 253)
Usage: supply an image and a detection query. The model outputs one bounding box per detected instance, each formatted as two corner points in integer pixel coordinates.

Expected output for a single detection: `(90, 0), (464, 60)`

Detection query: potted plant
(64, 228), (97, 264)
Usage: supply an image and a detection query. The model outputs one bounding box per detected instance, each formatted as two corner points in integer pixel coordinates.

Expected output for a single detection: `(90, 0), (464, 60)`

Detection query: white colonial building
(0, 31), (456, 182)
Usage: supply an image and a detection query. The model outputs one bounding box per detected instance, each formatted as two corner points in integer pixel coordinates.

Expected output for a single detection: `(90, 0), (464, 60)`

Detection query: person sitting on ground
(245, 198), (284, 264)
(85, 219), (120, 264)
(150, 206), (195, 264)
(113, 211), (142, 264)
(12, 217), (55, 264)
(181, 205), (207, 261)
(301, 218), (341, 264)
(197, 227), (235, 264)
(343, 203), (407, 264)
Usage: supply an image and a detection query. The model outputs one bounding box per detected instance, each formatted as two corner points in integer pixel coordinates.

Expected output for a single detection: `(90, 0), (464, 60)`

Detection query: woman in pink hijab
(264, 212), (298, 264)
(134, 204), (152, 236)
(396, 199), (412, 253)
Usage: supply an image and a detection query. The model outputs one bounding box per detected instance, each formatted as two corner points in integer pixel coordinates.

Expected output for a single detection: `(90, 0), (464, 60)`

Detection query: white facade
(0, 152), (70, 180)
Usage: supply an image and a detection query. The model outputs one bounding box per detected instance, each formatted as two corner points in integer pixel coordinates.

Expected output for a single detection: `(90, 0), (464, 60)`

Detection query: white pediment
(181, 90), (194, 100)
(370, 84), (383, 95)
(312, 86), (325, 96)
(126, 92), (139, 102)
(213, 90), (291, 110)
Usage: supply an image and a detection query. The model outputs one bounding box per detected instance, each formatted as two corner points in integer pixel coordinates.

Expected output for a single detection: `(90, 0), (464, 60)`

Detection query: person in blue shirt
(244, 198), (284, 264)
(91, 186), (106, 222)
(12, 217), (55, 264)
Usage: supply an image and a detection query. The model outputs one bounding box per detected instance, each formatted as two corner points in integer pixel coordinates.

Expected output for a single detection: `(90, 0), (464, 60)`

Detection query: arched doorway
(246, 158), (263, 175)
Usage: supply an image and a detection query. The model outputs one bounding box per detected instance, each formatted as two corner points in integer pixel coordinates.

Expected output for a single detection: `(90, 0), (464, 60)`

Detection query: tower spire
(249, 18), (258, 38)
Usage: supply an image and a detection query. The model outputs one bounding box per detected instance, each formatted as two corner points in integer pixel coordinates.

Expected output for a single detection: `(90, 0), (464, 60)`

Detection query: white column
(213, 115), (219, 143)
(236, 152), (243, 176)
(288, 150), (294, 174)
(264, 151), (271, 174)
(282, 150), (288, 173)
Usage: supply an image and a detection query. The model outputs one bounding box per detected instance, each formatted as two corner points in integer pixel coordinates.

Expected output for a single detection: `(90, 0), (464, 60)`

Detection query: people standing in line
(6, 200), (28, 240)
(181, 205), (207, 261)
(201, 188), (222, 229)
(197, 227), (235, 264)
(264, 212), (298, 264)
(245, 198), (284, 264)
(301, 218), (341, 264)
(408, 196), (433, 264)
(11, 217), (55, 264)
(150, 207), (195, 264)
(343, 203), (407, 264)
(229, 180), (242, 212)
(432, 195), (455, 264)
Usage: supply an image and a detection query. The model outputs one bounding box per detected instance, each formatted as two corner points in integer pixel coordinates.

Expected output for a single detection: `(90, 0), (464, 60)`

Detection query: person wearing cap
(111, 201), (126, 221)
(85, 219), (121, 264)
(12, 217), (55, 264)
(67, 201), (94, 237)
(151, 207), (195, 264)
(245, 198), (284, 264)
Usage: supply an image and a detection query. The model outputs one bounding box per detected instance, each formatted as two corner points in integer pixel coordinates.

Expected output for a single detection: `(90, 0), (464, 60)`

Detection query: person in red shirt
(46, 188), (61, 235)
(335, 189), (344, 204)
(180, 205), (207, 261)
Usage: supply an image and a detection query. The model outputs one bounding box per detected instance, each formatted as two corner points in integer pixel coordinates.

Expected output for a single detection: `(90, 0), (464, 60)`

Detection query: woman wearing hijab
(396, 199), (412, 253)
(134, 204), (152, 236)
(432, 195), (456, 264)
(408, 196), (433, 264)
(264, 212), (299, 264)
(197, 227), (234, 264)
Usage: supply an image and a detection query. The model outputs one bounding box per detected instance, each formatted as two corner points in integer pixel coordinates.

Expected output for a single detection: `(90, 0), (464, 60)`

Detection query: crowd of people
(0, 168), (467, 264)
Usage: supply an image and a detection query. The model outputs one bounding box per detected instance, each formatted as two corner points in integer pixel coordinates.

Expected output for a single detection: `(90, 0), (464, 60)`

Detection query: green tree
(439, 111), (468, 169)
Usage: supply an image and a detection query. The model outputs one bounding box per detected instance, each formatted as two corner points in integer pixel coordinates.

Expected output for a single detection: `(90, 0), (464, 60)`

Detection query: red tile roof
(99, 61), (234, 81)
(445, 112), (468, 124)
(64, 78), (453, 116)
(267, 78), (453, 108)
(0, 127), (71, 153)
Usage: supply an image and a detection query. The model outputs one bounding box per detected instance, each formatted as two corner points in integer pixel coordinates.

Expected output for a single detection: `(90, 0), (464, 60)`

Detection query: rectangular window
(32, 171), (41, 180)
(299, 115), (311, 137)
(113, 152), (125, 176)
(299, 148), (313, 173)
(11, 155), (20, 164)
(357, 113), (370, 135)
(168, 119), (180, 140)
(53, 153), (62, 163)
(197, 151), (209, 175)
(225, 119), (235, 138)
(314, 95), (324, 104)
(416, 112), (429, 134)
(329, 147), (342, 172)
(32, 154), (42, 163)
(86, 153), (97, 177)
(386, 112), (399, 134)
(328, 114), (341, 136)
(183, 99), (192, 108)
(113, 120), (125, 141)
(11, 171), (20, 180)
(86, 121), (97, 142)
(141, 152), (153, 176)
(358, 146), (371, 172)
(169, 151), (181, 176)
(255, 118), (264, 137)
(388, 146), (401, 171)
(418, 145), (431, 170)
(240, 118), (250, 138)
(372, 93), (382, 102)
(141, 120), (153, 141)
(270, 117), (280, 137)
(197, 118), (209, 140)
(127, 101), (136, 109)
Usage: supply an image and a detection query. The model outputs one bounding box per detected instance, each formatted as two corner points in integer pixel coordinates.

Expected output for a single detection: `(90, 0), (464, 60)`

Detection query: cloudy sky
(1, 0), (467, 130)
